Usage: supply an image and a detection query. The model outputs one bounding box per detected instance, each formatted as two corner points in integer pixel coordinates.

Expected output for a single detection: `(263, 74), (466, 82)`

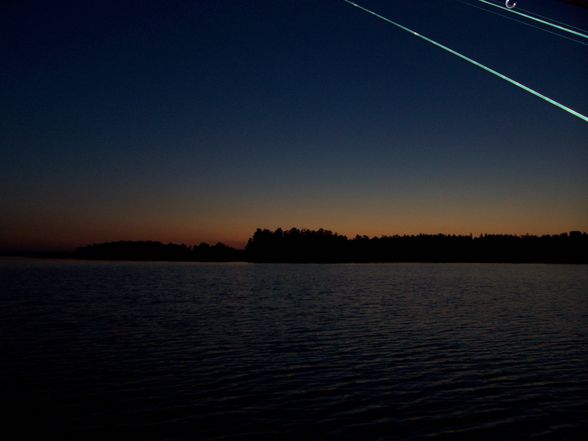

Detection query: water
(1, 259), (587, 440)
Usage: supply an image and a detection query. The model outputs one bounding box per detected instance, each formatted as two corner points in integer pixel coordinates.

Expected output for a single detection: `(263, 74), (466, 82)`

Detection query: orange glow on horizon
(2, 217), (587, 252)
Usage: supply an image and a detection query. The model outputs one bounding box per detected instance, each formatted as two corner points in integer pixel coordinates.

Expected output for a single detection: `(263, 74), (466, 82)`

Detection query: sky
(1, 0), (587, 250)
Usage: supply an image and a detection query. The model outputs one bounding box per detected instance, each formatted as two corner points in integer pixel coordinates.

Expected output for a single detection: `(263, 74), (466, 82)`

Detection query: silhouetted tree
(74, 229), (588, 263)
(245, 228), (587, 263)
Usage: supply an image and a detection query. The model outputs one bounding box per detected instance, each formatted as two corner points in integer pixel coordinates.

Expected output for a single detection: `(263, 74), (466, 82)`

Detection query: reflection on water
(1, 260), (587, 439)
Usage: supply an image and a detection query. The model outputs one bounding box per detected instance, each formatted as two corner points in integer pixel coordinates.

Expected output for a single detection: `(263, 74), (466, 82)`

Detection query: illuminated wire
(461, 0), (588, 46)
(341, 0), (588, 123)
(476, 0), (588, 40)
(516, 4), (588, 34)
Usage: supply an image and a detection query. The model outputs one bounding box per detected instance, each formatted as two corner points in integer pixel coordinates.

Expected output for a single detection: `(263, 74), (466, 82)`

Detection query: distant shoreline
(3, 228), (587, 264)
(2, 255), (587, 265)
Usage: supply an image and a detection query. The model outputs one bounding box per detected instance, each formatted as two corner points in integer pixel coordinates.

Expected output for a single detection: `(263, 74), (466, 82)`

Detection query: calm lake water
(1, 259), (587, 440)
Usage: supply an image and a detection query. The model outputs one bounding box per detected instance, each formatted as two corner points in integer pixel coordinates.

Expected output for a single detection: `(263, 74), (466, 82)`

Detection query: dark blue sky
(1, 0), (587, 249)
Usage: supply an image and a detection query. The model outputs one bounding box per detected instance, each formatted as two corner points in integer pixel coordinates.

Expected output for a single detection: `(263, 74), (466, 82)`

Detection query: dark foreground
(1, 260), (587, 440)
(54, 229), (588, 263)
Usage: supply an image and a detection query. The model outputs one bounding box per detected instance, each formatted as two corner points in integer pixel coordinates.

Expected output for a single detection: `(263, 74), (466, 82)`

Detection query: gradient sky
(1, 0), (587, 250)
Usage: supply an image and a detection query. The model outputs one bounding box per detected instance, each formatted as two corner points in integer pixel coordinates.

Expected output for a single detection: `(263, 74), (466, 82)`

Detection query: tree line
(74, 228), (588, 263)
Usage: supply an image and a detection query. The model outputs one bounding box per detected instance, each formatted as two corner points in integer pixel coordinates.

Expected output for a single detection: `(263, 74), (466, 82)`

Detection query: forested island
(70, 228), (588, 263)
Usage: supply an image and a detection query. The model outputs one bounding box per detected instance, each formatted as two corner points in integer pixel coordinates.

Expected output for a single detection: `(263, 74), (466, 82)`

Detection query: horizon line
(2, 227), (586, 254)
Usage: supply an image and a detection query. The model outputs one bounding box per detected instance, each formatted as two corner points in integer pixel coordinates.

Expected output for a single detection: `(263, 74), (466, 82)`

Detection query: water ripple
(1, 261), (587, 439)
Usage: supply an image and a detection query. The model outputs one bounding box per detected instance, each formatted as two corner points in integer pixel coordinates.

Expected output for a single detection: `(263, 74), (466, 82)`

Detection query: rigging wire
(460, 0), (588, 46)
(475, 0), (588, 39)
(341, 0), (588, 123)
(514, 4), (588, 34)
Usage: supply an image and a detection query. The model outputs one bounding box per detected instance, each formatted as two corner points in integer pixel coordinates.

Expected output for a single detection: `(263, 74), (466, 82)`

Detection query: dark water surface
(1, 259), (587, 440)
